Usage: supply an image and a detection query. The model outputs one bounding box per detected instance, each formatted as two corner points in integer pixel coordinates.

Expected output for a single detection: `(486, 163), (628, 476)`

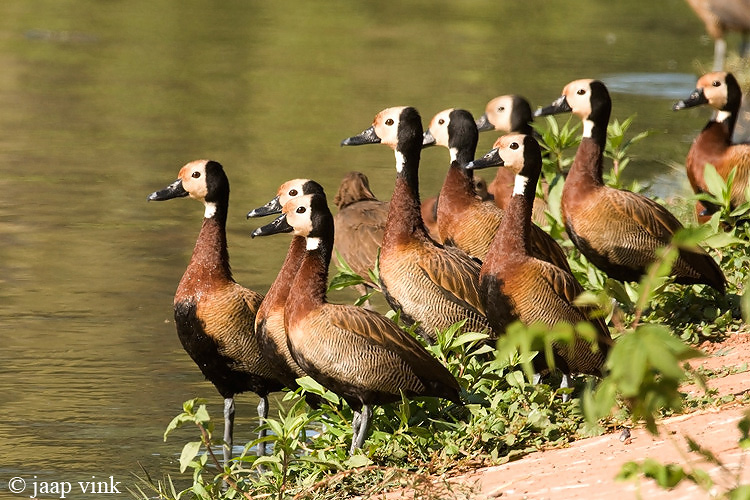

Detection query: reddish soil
(378, 332), (750, 500)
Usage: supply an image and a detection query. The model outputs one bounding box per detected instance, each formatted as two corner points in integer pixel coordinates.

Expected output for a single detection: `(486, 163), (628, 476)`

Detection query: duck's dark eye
(577, 88), (586, 95)
(438, 118), (445, 125)
(712, 80), (721, 87)
(192, 171), (201, 178)
(510, 142), (519, 150)
(289, 189), (298, 196)
(385, 118), (394, 126)
(296, 206), (306, 214)
(497, 107), (505, 112)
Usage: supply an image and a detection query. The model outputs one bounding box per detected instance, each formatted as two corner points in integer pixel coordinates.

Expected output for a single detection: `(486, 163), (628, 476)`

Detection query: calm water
(0, 0), (740, 497)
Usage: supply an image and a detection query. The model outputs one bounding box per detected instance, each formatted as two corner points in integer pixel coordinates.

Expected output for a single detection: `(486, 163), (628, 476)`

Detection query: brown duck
(673, 71), (750, 218)
(148, 159), (282, 462)
(332, 172), (389, 294)
(423, 107), (570, 271)
(342, 106), (493, 343)
(536, 79), (727, 292)
(253, 192), (461, 454)
(469, 134), (612, 393)
(247, 179), (328, 411)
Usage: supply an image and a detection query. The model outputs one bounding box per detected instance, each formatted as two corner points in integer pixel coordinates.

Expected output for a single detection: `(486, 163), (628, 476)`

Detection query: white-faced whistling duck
(536, 79), (727, 292)
(673, 71), (750, 218)
(147, 159), (283, 462)
(332, 171), (389, 305)
(684, 0), (750, 71)
(476, 95), (552, 224)
(252, 192), (462, 454)
(468, 134), (612, 396)
(341, 106), (493, 343)
(247, 180), (328, 411)
(423, 108), (571, 272)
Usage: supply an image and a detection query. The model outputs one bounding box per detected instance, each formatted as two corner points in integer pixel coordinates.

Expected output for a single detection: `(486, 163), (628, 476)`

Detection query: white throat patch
(395, 151), (406, 173)
(582, 119), (595, 138)
(513, 175), (529, 196)
(306, 237), (321, 250)
(449, 147), (459, 163)
(715, 110), (732, 123)
(204, 202), (217, 219)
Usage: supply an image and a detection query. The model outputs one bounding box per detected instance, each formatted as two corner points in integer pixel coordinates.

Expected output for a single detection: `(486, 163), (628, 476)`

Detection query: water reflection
(602, 72), (699, 99)
(0, 0), (742, 496)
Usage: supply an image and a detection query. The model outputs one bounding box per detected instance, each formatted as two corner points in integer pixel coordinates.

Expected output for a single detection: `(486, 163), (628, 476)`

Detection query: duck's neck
(490, 170), (538, 261)
(178, 203), (232, 298)
(262, 236), (306, 310)
(707, 109), (737, 143)
(440, 161), (477, 208)
(383, 145), (430, 246)
(568, 136), (605, 188)
(286, 236), (332, 323)
(569, 102), (609, 188)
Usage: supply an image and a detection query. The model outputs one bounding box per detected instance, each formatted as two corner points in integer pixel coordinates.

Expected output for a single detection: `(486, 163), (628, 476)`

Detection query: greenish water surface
(0, 1), (736, 497)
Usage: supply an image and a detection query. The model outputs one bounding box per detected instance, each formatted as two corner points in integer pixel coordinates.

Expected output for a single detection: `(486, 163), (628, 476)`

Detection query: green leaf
(179, 441), (202, 473)
(703, 164), (726, 199)
(728, 484), (750, 500)
(344, 454), (373, 468)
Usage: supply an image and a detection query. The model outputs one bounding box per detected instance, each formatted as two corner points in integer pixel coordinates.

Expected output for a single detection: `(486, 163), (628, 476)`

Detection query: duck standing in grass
(253, 191), (461, 454)
(536, 79), (727, 292)
(341, 106), (493, 343)
(673, 71), (750, 218)
(469, 135), (612, 393)
(148, 159), (283, 462)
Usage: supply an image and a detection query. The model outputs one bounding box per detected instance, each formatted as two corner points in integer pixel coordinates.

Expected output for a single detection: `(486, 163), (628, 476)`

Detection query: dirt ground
(379, 332), (750, 500)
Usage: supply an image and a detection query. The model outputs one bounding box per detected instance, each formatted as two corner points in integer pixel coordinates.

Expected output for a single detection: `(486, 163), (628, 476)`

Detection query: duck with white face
(342, 106), (494, 343)
(535, 79), (727, 293)
(252, 190), (461, 455)
(468, 134), (612, 397)
(148, 159), (283, 462)
(673, 71), (750, 218)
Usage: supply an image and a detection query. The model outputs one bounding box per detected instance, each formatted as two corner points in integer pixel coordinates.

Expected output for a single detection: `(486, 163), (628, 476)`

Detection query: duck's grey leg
(349, 405), (372, 454)
(223, 397), (235, 466)
(560, 373), (571, 402)
(257, 396), (269, 456)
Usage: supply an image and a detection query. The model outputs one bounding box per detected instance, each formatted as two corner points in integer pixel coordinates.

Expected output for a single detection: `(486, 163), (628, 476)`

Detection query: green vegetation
(130, 118), (750, 499)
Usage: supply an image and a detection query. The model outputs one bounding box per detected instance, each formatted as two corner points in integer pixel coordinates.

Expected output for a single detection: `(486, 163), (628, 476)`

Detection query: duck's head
(423, 108), (478, 163)
(476, 95), (533, 134)
(333, 171), (377, 209)
(468, 133), (541, 176)
(252, 193), (333, 249)
(247, 178), (324, 218)
(147, 159), (228, 218)
(673, 71), (741, 113)
(342, 106), (422, 154)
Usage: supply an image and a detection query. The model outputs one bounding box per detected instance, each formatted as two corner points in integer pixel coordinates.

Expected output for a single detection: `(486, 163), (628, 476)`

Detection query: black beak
(673, 88), (707, 111)
(465, 148), (504, 170)
(534, 95), (572, 117)
(422, 130), (437, 148)
(341, 125), (381, 146)
(247, 196), (282, 218)
(147, 179), (189, 201)
(251, 213), (293, 238)
(475, 113), (495, 132)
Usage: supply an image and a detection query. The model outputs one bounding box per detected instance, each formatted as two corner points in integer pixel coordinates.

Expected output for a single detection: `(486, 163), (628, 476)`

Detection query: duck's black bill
(147, 179), (188, 201)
